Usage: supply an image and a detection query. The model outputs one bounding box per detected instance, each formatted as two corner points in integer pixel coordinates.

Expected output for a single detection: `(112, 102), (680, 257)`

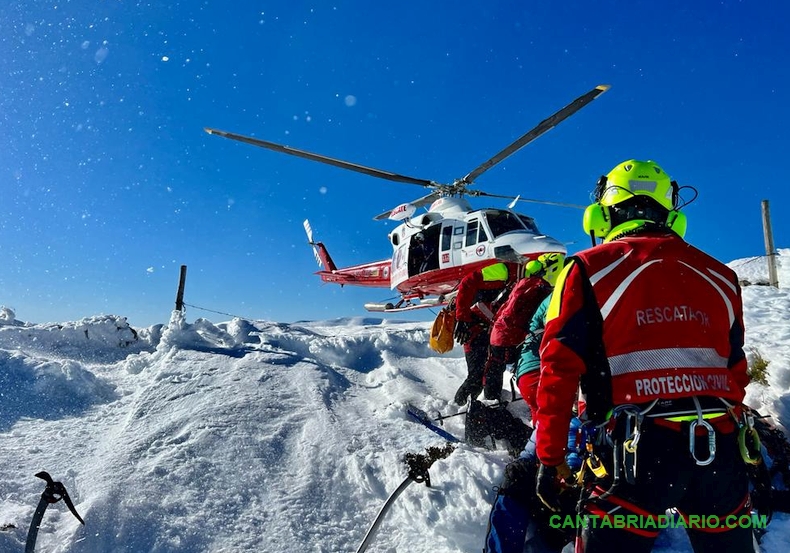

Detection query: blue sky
(1, 1), (788, 327)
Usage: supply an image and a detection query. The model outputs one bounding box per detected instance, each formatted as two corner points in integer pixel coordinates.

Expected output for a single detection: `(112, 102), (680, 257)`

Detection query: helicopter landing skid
(364, 297), (446, 313)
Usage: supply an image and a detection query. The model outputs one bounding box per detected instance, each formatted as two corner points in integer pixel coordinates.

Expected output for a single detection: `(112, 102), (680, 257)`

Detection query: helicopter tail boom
(303, 219), (391, 288)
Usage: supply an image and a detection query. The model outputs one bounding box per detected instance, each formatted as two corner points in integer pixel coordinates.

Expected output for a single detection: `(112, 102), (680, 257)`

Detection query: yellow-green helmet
(524, 252), (565, 286)
(598, 159), (677, 210)
(583, 159), (686, 242)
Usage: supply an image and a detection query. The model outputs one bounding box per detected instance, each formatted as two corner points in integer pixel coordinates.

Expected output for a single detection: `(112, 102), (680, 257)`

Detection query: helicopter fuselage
(388, 199), (565, 299)
(305, 199), (566, 311)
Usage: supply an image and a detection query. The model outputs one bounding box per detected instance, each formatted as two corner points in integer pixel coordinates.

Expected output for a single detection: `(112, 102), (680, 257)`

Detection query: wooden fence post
(761, 200), (779, 288)
(175, 265), (188, 311)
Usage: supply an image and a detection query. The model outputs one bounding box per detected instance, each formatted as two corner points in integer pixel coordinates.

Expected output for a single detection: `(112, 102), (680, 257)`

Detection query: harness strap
(583, 504), (661, 538)
(676, 493), (751, 534)
(585, 486), (663, 538)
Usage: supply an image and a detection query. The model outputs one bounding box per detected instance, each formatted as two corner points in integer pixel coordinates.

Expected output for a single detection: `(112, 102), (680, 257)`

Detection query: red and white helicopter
(205, 84), (609, 312)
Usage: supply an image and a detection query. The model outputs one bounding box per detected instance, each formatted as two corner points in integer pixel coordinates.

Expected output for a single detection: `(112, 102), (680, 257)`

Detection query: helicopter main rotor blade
(470, 190), (586, 210)
(204, 128), (434, 188)
(459, 84), (610, 186)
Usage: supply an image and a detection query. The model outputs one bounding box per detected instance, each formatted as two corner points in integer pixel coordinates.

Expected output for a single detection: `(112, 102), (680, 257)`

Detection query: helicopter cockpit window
(485, 210), (528, 237)
(518, 215), (540, 233)
(465, 220), (479, 247)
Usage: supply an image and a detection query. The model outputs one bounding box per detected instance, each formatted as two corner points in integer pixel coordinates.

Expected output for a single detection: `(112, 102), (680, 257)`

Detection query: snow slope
(1, 251), (789, 553)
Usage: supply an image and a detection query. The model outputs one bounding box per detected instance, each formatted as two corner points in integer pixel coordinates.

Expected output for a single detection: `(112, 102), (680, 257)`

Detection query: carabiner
(689, 418), (717, 466)
(738, 413), (762, 465)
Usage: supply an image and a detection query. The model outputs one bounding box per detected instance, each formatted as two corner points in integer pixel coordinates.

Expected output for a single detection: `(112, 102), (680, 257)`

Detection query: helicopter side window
(441, 226), (453, 251)
(453, 226), (464, 249)
(465, 220), (479, 247)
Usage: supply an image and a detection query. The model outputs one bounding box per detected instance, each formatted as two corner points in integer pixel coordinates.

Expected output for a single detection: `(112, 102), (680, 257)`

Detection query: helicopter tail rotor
(303, 220), (325, 268)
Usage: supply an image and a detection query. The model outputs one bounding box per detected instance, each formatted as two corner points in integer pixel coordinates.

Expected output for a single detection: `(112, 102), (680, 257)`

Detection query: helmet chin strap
(605, 220), (670, 243)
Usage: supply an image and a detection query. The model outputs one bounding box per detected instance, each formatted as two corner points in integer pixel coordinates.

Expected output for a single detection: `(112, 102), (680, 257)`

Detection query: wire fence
(182, 302), (258, 322)
(728, 253), (780, 287)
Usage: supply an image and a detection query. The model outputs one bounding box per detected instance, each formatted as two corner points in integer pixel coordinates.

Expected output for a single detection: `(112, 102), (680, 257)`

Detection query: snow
(1, 252), (790, 552)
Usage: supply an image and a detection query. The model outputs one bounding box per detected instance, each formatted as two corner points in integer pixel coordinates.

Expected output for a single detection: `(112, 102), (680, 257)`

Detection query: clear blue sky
(1, 1), (788, 327)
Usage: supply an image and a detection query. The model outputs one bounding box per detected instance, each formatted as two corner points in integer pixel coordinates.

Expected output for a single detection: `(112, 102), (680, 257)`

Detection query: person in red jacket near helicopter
(482, 253), (564, 402)
(533, 160), (753, 553)
(453, 261), (511, 406)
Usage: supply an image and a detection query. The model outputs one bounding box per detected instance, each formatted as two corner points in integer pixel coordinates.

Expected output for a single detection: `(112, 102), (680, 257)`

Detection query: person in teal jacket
(514, 293), (551, 421)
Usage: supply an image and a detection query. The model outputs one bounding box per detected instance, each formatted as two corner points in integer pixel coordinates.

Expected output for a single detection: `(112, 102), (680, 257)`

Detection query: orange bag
(429, 308), (456, 354)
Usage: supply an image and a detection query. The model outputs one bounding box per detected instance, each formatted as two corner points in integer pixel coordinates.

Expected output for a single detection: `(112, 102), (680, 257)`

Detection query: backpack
(465, 400), (531, 456)
(429, 308), (455, 354)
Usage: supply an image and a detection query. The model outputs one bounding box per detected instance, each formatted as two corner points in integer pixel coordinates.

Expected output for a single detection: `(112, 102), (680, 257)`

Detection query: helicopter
(205, 84), (609, 312)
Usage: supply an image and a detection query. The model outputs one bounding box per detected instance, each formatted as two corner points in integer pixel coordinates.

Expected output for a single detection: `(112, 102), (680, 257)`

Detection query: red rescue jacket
(535, 232), (748, 466)
(489, 276), (551, 347)
(454, 265), (509, 324)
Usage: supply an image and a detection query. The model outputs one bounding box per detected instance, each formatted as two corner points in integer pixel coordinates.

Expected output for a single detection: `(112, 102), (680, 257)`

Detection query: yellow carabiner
(586, 454), (608, 479)
(738, 425), (762, 465)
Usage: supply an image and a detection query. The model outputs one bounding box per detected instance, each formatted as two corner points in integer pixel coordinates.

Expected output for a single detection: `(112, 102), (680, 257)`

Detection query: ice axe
(354, 444), (455, 553)
(25, 471), (84, 553)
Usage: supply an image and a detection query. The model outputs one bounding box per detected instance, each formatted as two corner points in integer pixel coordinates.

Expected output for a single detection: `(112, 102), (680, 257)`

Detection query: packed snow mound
(0, 306), (22, 326)
(0, 314), (160, 359)
(0, 349), (118, 431)
(0, 312), (489, 553)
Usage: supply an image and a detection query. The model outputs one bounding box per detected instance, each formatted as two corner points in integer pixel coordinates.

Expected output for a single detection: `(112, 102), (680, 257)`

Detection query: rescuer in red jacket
(483, 253), (563, 401)
(534, 160), (753, 553)
(453, 261), (511, 405)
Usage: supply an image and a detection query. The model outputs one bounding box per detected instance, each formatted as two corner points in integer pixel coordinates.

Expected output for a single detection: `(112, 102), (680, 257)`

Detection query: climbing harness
(579, 400), (658, 499)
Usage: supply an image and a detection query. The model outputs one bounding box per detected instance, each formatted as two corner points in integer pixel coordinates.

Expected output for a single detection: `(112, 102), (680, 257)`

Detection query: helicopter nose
(495, 234), (567, 262)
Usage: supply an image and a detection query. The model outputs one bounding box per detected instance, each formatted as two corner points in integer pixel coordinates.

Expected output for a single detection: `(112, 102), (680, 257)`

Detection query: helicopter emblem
(206, 85), (609, 312)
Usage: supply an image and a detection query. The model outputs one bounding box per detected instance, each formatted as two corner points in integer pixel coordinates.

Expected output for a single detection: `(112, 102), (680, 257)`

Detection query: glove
(536, 462), (572, 512)
(498, 457), (538, 501)
(454, 320), (473, 345)
(453, 379), (482, 405)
